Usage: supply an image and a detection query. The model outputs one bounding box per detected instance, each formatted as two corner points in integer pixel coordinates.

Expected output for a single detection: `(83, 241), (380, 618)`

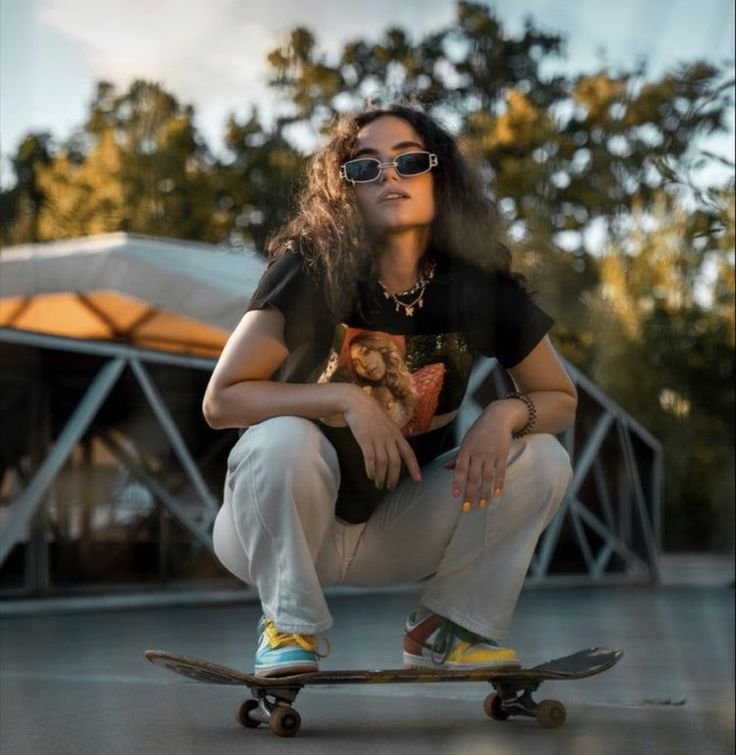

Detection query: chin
(372, 217), (427, 233)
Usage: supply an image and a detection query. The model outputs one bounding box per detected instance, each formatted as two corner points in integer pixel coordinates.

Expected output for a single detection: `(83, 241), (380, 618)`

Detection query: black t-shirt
(245, 248), (554, 523)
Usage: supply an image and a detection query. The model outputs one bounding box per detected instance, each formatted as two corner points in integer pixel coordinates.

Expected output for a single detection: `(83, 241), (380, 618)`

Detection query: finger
(452, 454), (469, 501)
(478, 460), (496, 510)
(492, 460), (506, 499)
(461, 456), (484, 511)
(362, 445), (375, 481)
(385, 442), (402, 490)
(443, 458), (456, 469)
(373, 444), (388, 490)
(397, 436), (422, 483)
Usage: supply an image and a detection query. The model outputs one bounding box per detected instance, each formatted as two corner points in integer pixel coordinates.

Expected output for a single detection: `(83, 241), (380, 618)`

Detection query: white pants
(212, 416), (573, 640)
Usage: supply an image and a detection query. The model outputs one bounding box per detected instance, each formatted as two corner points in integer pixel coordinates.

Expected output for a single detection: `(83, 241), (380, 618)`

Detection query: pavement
(1, 581), (734, 755)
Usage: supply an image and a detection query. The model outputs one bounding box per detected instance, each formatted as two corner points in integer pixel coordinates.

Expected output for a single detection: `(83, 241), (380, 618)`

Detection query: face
(348, 115), (436, 237)
(350, 342), (386, 381)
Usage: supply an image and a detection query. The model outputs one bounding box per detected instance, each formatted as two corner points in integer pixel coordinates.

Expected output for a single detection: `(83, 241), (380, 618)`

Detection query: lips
(378, 189), (410, 203)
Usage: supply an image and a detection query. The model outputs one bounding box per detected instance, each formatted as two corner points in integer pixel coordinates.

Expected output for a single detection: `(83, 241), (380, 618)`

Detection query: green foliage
(582, 189), (734, 550)
(1, 1), (733, 549)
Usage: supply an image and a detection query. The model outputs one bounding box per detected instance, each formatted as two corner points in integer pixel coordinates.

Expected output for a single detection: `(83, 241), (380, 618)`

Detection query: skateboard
(145, 646), (623, 737)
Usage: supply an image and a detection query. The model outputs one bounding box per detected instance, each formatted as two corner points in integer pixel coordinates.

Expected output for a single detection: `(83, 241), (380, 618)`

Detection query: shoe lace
(429, 618), (498, 665)
(265, 619), (331, 659)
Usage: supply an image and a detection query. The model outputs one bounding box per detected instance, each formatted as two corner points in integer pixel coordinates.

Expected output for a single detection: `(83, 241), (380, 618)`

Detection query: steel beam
(129, 358), (218, 515)
(98, 431), (216, 553)
(0, 357), (125, 566)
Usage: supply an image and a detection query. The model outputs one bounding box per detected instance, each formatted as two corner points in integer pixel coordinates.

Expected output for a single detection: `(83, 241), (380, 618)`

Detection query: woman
(203, 102), (577, 677)
(320, 330), (419, 430)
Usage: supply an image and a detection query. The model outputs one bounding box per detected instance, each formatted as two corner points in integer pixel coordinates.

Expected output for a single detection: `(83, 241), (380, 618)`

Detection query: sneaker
(254, 615), (331, 677)
(403, 606), (521, 670)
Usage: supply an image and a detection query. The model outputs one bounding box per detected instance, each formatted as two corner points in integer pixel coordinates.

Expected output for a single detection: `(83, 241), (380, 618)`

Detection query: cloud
(34, 0), (458, 150)
(38, 0), (279, 108)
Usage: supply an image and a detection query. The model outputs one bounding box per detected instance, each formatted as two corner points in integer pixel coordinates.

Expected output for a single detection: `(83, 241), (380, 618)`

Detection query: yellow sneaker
(254, 616), (331, 677)
(403, 607), (520, 670)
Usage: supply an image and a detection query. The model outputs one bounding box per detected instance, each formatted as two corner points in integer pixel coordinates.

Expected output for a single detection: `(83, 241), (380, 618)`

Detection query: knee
(518, 433), (573, 493)
(227, 416), (340, 483)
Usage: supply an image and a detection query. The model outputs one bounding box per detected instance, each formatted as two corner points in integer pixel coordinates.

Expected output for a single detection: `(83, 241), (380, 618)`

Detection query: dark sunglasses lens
(345, 159), (379, 182)
(397, 152), (430, 175)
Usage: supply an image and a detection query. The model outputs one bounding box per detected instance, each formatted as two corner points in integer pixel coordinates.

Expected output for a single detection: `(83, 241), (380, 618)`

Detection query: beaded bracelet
(505, 391), (537, 438)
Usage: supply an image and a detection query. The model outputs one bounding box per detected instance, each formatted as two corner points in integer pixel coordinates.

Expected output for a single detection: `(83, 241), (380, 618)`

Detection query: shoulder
(263, 245), (305, 273)
(262, 244), (322, 287)
(439, 254), (503, 293)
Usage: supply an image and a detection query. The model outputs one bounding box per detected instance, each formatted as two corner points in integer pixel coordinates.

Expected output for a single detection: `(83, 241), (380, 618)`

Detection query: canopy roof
(0, 233), (266, 357)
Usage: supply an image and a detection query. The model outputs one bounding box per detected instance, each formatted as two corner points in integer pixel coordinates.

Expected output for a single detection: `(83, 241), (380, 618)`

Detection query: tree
(0, 132), (53, 246)
(210, 105), (307, 252)
(32, 80), (217, 241)
(583, 187), (735, 549)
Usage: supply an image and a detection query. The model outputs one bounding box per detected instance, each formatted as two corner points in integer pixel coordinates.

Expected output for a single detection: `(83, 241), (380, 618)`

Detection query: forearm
(483, 390), (577, 437)
(203, 380), (353, 429)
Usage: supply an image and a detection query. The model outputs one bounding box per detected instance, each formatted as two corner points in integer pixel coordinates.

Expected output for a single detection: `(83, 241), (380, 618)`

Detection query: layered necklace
(376, 256), (437, 317)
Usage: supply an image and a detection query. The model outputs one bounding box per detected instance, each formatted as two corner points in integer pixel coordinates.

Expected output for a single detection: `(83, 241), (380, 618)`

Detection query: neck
(374, 227), (432, 293)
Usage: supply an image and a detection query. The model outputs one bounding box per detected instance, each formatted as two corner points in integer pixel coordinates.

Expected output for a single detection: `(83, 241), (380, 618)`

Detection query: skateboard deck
(145, 646), (623, 736)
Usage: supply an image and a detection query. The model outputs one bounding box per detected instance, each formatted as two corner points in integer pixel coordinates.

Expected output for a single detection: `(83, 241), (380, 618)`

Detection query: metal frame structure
(0, 327), (230, 592)
(1, 327), (662, 609)
(457, 357), (662, 585)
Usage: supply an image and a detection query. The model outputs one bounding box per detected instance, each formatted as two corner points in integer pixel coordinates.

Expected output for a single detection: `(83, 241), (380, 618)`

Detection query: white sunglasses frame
(340, 150), (439, 185)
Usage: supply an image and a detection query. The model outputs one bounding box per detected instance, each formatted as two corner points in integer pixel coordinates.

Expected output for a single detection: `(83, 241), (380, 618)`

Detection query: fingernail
(461, 501), (472, 512)
(452, 487), (461, 498)
(479, 499), (488, 509)
(493, 487), (502, 497)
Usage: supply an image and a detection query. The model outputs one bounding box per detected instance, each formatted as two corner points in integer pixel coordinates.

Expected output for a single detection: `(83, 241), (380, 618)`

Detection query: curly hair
(340, 332), (419, 416)
(264, 100), (532, 321)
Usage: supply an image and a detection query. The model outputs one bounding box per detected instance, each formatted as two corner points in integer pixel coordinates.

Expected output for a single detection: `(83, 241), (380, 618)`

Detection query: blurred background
(0, 0), (734, 602)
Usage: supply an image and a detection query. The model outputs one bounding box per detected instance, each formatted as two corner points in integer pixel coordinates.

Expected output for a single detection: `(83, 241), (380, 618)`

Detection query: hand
(342, 385), (422, 490)
(442, 402), (517, 511)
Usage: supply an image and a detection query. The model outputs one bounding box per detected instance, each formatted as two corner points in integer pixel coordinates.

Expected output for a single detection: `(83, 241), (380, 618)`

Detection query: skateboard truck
(486, 679), (567, 728)
(240, 683), (304, 736)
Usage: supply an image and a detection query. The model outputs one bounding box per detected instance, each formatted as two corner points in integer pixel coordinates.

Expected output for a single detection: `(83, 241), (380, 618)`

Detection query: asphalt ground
(1, 584), (733, 755)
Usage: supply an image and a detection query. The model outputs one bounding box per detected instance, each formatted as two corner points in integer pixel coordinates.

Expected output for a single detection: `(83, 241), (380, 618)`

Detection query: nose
(379, 162), (401, 182)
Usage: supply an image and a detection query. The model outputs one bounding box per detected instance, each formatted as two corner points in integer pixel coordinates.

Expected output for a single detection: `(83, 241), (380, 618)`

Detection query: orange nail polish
(462, 501), (471, 512)
(479, 499), (487, 509)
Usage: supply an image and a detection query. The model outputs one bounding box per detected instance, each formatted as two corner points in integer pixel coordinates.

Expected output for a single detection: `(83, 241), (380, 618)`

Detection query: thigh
(340, 447), (461, 587)
(341, 438), (531, 588)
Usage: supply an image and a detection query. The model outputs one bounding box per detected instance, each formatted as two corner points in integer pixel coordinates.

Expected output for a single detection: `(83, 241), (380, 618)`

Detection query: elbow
(202, 388), (227, 429)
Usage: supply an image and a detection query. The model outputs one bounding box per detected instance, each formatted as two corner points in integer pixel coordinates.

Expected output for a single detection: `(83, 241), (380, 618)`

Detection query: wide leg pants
(212, 416), (573, 640)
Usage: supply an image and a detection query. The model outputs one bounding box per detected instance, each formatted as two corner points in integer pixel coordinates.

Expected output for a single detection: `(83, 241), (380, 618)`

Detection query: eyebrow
(351, 140), (425, 158)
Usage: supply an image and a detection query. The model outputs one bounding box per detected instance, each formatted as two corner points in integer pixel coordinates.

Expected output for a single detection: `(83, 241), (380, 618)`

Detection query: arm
(446, 335), (577, 507)
(202, 306), (352, 429)
(203, 305), (422, 486)
(483, 335), (578, 436)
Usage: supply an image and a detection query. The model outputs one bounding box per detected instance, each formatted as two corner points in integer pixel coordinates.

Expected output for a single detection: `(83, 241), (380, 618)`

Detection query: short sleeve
(466, 269), (555, 368)
(492, 274), (554, 368)
(246, 249), (315, 353)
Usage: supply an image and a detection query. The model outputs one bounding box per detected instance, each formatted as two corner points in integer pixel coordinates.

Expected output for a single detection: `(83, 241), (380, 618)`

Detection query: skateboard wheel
(483, 693), (510, 721)
(236, 699), (261, 728)
(535, 699), (566, 729)
(270, 705), (301, 737)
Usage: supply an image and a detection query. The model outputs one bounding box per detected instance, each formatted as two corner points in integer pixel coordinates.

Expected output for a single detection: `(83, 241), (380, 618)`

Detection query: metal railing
(1, 329), (662, 609)
(457, 356), (662, 585)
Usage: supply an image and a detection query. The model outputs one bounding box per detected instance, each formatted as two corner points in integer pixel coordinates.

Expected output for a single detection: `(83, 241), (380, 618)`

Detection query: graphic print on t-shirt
(313, 324), (475, 436)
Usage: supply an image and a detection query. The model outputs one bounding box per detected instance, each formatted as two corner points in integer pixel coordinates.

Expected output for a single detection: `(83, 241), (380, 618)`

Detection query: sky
(1, 0), (734, 188)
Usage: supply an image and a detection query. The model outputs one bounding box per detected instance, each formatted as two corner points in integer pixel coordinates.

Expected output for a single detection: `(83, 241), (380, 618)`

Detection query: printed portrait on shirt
(315, 325), (475, 436)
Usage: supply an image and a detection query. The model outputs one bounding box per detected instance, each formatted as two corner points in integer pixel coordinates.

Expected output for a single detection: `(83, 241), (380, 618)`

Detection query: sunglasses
(340, 150), (439, 185)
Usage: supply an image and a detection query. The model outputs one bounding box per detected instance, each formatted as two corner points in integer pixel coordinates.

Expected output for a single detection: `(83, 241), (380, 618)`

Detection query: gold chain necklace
(377, 257), (437, 317)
